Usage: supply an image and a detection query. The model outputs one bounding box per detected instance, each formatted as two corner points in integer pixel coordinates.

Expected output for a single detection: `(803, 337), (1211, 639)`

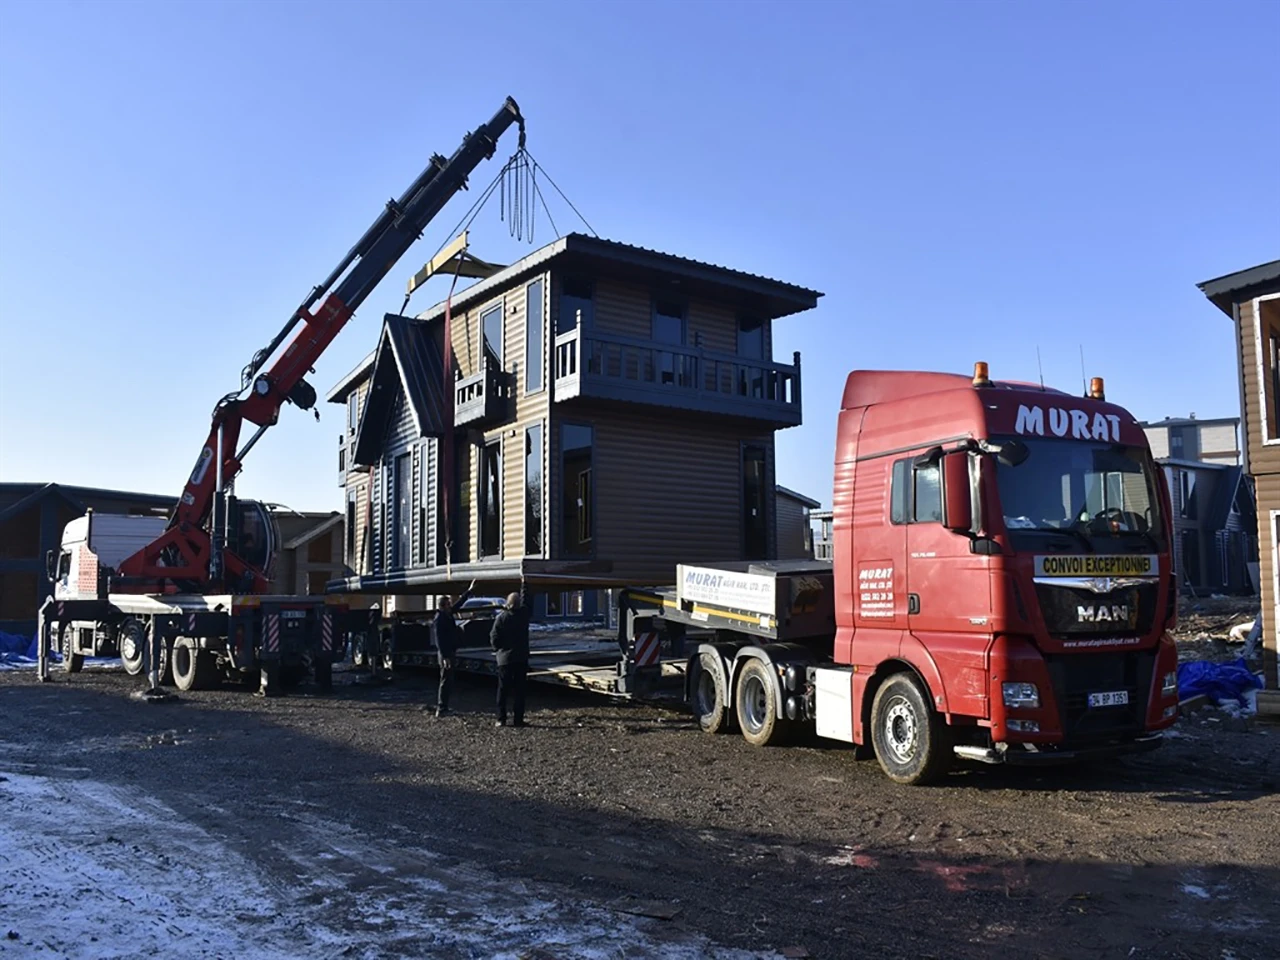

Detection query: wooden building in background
(1198, 257), (1280, 700)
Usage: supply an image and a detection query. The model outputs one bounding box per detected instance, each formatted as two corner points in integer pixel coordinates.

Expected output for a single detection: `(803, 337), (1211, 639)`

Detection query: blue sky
(1, 0), (1276, 513)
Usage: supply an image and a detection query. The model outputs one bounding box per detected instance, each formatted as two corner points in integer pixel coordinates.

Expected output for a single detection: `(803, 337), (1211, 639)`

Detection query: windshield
(994, 437), (1165, 552)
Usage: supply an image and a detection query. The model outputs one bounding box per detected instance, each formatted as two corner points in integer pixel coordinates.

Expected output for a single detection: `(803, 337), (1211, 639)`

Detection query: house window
(547, 592), (562, 616)
(652, 300), (685, 345)
(563, 591), (584, 616)
(1179, 470), (1197, 520)
(346, 491), (356, 568)
(1259, 296), (1280, 442)
(526, 278), (544, 393)
(738, 316), (766, 359)
(479, 440), (502, 559)
(743, 444), (768, 560)
(481, 303), (503, 368)
(562, 424), (593, 556)
(452, 439), (472, 565)
(891, 458), (942, 524)
(347, 392), (360, 435)
(394, 452), (412, 569)
(559, 276), (593, 335)
(525, 423), (543, 556)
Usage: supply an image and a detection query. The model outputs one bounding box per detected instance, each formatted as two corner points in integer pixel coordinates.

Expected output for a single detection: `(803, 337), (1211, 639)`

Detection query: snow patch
(0, 770), (775, 959)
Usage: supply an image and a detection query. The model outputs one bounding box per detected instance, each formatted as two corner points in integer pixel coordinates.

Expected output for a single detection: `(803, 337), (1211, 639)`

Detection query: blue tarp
(1178, 658), (1264, 705)
(0, 630), (58, 666)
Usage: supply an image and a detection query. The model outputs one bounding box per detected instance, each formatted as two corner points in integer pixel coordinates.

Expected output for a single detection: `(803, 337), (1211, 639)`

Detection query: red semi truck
(617, 362), (1180, 784)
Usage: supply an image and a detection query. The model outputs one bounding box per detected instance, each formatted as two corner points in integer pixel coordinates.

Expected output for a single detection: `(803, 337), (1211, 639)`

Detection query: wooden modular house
(1198, 257), (1280, 699)
(326, 233), (821, 595)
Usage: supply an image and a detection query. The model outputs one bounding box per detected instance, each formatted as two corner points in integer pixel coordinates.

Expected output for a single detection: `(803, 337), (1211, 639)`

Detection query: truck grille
(1034, 582), (1158, 636)
(1043, 651), (1154, 742)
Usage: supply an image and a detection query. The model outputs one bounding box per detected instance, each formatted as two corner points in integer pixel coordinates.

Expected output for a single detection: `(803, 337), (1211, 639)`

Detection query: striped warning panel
(321, 610), (334, 652)
(632, 631), (661, 667)
(265, 614), (280, 653)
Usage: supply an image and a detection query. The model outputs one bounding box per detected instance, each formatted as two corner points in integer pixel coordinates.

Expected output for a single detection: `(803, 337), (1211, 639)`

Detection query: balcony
(553, 328), (802, 426)
(455, 356), (515, 428)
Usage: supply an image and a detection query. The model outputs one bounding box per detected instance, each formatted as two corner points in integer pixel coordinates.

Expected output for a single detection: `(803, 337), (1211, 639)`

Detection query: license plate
(1087, 690), (1129, 708)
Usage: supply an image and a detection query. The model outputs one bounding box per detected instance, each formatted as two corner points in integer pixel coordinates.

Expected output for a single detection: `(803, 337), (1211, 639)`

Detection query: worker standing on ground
(490, 586), (532, 727)
(432, 579), (477, 717)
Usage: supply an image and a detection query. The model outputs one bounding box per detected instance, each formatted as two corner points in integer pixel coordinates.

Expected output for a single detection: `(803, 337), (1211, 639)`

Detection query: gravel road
(2, 660), (1277, 960)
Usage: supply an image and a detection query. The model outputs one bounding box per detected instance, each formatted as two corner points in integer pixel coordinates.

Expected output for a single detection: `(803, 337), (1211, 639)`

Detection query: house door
(395, 452), (412, 569)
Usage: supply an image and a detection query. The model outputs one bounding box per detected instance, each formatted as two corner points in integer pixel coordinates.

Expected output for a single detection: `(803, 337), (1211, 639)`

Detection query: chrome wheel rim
(742, 675), (768, 732)
(884, 696), (918, 764)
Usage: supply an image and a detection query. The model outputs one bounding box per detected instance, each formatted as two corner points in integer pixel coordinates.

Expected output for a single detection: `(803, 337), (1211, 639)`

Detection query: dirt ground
(2, 651), (1277, 960)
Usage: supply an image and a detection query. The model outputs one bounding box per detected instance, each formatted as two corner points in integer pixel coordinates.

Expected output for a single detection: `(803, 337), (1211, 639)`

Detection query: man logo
(1077, 604), (1129, 623)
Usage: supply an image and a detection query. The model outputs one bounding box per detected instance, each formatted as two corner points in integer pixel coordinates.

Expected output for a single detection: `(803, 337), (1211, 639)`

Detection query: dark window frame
(347, 392), (360, 435)
(560, 422), (595, 558)
(525, 277), (545, 394)
(478, 439), (503, 560)
(737, 314), (770, 360)
(525, 422), (544, 558)
(480, 299), (504, 369)
(741, 443), (769, 560)
(558, 275), (594, 335)
(651, 297), (687, 345)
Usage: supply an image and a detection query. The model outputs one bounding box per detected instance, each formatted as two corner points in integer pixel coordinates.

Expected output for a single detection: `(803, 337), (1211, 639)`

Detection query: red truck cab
(832, 364), (1180, 782)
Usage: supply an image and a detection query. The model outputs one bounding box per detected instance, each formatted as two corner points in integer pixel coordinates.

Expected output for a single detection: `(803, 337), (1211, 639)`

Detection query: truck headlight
(1162, 671), (1178, 697)
(1002, 682), (1040, 709)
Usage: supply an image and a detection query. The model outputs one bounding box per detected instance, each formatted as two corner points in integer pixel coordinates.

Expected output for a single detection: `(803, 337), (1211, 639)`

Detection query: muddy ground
(2, 654), (1277, 960)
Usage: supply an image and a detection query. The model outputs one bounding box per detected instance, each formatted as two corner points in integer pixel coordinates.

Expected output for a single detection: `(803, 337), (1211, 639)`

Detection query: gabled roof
(351, 314), (448, 465)
(1205, 466), (1252, 531)
(413, 233), (823, 326)
(0, 482), (172, 524)
(1198, 259), (1280, 315)
(280, 511), (344, 550)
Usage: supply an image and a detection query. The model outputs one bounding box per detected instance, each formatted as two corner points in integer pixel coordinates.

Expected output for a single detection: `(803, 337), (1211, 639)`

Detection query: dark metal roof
(775, 484), (821, 509)
(1198, 259), (1280, 315)
(1139, 416), (1239, 428)
(351, 314), (448, 464)
(0, 482), (172, 524)
(413, 233), (823, 325)
(326, 350), (376, 403)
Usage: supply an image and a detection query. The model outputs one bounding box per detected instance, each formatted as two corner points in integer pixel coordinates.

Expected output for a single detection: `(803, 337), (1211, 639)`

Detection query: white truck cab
(50, 512), (169, 601)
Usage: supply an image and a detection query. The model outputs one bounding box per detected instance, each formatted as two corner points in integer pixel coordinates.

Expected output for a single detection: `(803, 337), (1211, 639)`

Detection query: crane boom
(116, 97), (525, 593)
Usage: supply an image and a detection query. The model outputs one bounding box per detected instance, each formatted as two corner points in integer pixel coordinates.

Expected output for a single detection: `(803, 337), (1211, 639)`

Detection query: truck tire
(735, 658), (790, 747)
(692, 651), (732, 734)
(119, 618), (147, 676)
(61, 629), (84, 674)
(870, 673), (952, 785)
(171, 637), (216, 691)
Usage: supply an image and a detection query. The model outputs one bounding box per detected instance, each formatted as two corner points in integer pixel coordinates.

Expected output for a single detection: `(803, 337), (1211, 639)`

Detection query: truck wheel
(171, 637), (216, 691)
(119, 618), (147, 676)
(735, 658), (790, 747)
(870, 673), (952, 785)
(61, 629), (84, 674)
(692, 651), (732, 734)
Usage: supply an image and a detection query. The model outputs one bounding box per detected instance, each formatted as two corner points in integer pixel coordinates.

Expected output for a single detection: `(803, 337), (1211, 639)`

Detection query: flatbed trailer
(36, 592), (376, 695)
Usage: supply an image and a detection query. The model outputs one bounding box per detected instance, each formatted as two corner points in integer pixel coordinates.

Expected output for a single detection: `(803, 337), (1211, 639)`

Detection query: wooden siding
(1199, 422), (1239, 461)
(1239, 298), (1280, 475)
(572, 406), (776, 583)
(1256, 474), (1280, 685)
(572, 274), (768, 360)
(1145, 429), (1170, 459)
(776, 493), (811, 559)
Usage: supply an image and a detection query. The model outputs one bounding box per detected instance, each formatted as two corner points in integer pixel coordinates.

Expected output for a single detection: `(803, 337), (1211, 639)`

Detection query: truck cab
(828, 364), (1179, 780)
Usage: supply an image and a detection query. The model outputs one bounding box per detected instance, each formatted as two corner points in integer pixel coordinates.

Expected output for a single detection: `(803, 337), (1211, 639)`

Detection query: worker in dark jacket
(490, 586), (532, 727)
(432, 579), (476, 717)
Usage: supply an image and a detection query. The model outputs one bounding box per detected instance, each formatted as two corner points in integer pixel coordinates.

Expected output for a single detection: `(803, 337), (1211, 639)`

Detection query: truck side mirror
(45, 549), (57, 582)
(941, 452), (973, 533)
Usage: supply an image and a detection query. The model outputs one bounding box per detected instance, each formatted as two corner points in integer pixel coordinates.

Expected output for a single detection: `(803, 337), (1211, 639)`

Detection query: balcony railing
(455, 356), (515, 428)
(553, 327), (802, 426)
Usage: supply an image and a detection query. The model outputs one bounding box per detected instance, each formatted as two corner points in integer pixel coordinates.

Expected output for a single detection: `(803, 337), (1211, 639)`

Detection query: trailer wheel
(171, 637), (216, 691)
(735, 658), (789, 747)
(869, 673), (952, 785)
(119, 618), (147, 676)
(693, 651), (732, 734)
(60, 628), (84, 674)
